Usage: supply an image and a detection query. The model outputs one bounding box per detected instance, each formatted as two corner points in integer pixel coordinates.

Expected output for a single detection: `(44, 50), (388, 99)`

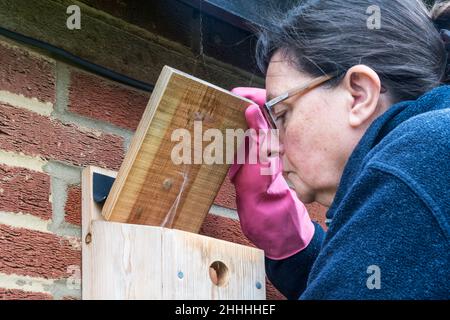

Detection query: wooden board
(81, 166), (117, 299)
(102, 66), (250, 233)
(82, 166), (266, 300)
(161, 226), (266, 300)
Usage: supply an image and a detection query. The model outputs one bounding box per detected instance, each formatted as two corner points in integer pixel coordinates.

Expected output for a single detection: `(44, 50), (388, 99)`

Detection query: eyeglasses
(262, 72), (340, 129)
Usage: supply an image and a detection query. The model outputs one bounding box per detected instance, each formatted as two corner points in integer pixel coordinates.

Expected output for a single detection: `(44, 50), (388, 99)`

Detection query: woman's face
(265, 51), (388, 206)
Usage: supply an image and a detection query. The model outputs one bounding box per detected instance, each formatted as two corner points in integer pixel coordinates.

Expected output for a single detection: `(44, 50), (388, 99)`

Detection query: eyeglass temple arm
(285, 73), (336, 99)
(265, 73), (337, 109)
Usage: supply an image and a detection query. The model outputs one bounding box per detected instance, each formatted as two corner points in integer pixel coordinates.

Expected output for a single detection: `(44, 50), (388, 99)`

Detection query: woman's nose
(277, 126), (286, 144)
(282, 152), (292, 172)
(276, 128), (286, 155)
(267, 129), (284, 157)
(278, 142), (285, 156)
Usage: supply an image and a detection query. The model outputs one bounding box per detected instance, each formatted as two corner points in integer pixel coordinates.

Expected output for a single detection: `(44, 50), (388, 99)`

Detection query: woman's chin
(296, 191), (316, 204)
(286, 172), (316, 203)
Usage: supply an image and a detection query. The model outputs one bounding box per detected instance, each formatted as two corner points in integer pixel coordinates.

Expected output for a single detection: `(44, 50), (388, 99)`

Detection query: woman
(230, 0), (450, 299)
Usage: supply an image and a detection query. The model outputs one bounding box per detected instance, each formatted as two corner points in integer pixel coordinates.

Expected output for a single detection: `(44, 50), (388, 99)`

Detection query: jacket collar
(326, 85), (450, 223)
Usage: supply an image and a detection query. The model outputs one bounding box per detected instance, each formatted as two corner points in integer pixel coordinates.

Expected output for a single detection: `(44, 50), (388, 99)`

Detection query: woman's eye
(275, 112), (286, 126)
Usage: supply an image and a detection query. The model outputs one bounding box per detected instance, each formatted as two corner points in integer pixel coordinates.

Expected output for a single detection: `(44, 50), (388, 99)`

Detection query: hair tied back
(439, 29), (450, 83)
(441, 29), (450, 50)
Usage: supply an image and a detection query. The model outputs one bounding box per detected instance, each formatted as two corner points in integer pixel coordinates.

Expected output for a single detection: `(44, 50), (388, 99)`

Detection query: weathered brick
(0, 288), (52, 300)
(68, 70), (149, 131)
(0, 164), (51, 220)
(307, 202), (328, 230)
(200, 214), (285, 300)
(214, 175), (237, 210)
(65, 186), (81, 226)
(0, 103), (124, 170)
(266, 281), (286, 300)
(0, 224), (81, 279)
(0, 41), (55, 104)
(200, 213), (252, 247)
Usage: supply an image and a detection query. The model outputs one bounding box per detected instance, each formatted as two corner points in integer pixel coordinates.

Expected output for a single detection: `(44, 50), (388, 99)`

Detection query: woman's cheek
(283, 124), (317, 193)
(283, 126), (304, 170)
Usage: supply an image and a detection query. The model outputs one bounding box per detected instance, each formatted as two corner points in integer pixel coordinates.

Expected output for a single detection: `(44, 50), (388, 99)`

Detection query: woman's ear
(342, 65), (381, 127)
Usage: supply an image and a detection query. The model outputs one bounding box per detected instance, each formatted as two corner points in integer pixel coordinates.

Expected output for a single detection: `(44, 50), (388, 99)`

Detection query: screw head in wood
(163, 178), (173, 190)
(135, 207), (143, 220)
(194, 111), (204, 121)
(85, 233), (92, 244)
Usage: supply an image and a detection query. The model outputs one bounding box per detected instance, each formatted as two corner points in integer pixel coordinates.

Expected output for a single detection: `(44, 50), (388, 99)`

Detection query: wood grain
(162, 227), (266, 299)
(82, 166), (266, 300)
(81, 166), (117, 299)
(101, 66), (250, 233)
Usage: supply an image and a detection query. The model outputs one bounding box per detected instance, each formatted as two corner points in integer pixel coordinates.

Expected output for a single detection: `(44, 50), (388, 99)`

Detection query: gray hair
(256, 0), (450, 102)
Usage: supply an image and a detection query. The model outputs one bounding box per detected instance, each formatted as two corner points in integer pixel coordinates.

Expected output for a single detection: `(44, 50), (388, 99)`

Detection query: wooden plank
(82, 166), (266, 300)
(90, 221), (163, 299)
(81, 166), (117, 299)
(85, 223), (265, 300)
(102, 66), (250, 233)
(82, 166), (163, 299)
(162, 228), (266, 300)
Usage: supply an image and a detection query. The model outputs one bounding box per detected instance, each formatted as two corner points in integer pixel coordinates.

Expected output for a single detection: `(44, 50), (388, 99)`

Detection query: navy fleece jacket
(265, 85), (450, 300)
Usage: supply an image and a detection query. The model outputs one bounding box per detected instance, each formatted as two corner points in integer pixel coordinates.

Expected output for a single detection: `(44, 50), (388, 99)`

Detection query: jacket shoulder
(367, 108), (450, 239)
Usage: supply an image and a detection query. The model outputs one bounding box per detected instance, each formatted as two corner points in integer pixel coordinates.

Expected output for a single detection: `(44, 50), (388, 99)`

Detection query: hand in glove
(229, 87), (315, 260)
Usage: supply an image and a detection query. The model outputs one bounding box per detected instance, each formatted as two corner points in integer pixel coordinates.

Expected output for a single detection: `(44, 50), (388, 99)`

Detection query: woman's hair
(256, 0), (450, 102)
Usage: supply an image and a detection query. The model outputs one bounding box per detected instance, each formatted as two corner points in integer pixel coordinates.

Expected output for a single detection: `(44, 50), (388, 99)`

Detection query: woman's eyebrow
(273, 103), (288, 115)
(266, 93), (276, 101)
(267, 92), (285, 102)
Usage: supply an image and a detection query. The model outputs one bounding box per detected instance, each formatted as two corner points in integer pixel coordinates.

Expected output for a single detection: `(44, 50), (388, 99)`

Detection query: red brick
(0, 224), (81, 279)
(0, 165), (51, 220)
(0, 103), (124, 170)
(0, 288), (52, 300)
(68, 71), (149, 131)
(200, 213), (252, 247)
(65, 186), (81, 226)
(306, 202), (328, 230)
(213, 175), (236, 210)
(0, 42), (55, 104)
(266, 281), (286, 300)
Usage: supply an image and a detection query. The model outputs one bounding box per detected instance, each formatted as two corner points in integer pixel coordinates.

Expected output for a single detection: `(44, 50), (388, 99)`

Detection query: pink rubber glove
(229, 87), (315, 260)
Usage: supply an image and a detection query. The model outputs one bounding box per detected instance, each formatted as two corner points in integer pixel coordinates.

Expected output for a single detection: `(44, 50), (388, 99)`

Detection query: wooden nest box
(81, 66), (266, 300)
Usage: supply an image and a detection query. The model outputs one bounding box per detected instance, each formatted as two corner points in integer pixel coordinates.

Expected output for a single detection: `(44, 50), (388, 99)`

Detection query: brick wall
(0, 37), (327, 300)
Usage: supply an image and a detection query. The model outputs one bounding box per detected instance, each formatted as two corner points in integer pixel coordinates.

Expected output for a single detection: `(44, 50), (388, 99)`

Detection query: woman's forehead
(266, 56), (311, 99)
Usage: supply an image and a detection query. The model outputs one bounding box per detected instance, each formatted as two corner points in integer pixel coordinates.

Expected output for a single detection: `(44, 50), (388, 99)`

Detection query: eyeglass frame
(262, 71), (341, 129)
